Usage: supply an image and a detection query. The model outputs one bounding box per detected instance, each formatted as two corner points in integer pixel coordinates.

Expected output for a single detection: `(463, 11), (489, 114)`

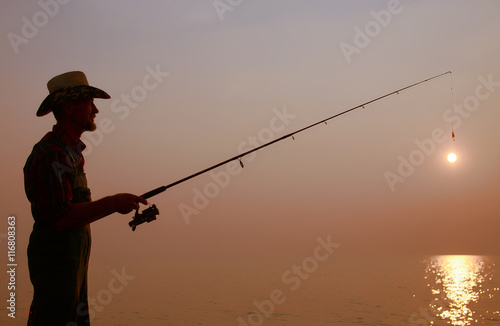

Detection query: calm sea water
(3, 255), (499, 325)
(89, 254), (499, 326)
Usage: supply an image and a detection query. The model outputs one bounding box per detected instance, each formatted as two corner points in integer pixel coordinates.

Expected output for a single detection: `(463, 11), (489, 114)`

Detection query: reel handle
(129, 204), (160, 231)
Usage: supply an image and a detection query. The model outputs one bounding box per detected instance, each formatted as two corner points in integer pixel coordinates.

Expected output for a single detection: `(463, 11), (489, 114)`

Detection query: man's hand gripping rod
(128, 187), (166, 231)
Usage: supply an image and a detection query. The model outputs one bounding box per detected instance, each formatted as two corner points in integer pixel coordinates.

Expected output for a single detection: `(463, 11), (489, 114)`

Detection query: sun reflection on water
(425, 255), (498, 325)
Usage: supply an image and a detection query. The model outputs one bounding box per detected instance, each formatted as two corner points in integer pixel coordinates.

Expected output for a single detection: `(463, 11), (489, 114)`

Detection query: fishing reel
(129, 204), (159, 231)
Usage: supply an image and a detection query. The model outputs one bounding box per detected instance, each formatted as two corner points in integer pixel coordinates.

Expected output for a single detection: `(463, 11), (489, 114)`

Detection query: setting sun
(447, 152), (457, 163)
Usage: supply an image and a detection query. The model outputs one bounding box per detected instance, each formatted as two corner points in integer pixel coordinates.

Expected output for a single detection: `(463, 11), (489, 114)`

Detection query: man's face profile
(68, 99), (99, 132)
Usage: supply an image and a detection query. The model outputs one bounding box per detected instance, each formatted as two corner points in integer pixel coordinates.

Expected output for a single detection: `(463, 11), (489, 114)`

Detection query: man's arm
(53, 193), (148, 230)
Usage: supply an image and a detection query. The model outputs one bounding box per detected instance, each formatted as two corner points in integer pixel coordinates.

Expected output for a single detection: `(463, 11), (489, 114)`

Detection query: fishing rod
(129, 71), (452, 230)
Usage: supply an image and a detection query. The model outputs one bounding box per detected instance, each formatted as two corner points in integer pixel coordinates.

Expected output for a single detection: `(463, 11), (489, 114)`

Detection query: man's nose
(91, 102), (99, 114)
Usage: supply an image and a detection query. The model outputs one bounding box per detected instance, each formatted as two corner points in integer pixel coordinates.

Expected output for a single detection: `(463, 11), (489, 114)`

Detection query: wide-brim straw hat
(37, 71), (110, 117)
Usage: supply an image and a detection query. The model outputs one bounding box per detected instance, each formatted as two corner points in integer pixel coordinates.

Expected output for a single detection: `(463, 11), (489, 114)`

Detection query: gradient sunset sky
(1, 0), (499, 267)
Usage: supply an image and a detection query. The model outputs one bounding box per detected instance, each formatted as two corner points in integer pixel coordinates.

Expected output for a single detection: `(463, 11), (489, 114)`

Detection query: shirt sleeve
(24, 144), (74, 225)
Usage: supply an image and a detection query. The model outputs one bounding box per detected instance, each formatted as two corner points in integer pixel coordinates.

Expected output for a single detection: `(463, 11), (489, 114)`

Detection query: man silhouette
(24, 71), (147, 325)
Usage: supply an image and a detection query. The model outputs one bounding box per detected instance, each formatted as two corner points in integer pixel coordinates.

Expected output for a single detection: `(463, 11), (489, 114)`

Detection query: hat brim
(37, 85), (111, 117)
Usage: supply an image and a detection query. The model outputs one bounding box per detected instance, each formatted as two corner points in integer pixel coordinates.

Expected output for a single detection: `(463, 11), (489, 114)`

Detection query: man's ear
(62, 102), (74, 116)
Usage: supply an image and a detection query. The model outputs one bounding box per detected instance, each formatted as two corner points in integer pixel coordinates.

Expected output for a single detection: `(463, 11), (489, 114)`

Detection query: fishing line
(450, 72), (456, 141)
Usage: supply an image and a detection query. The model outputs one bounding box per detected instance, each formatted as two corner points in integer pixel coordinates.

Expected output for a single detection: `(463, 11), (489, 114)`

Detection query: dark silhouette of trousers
(27, 224), (91, 326)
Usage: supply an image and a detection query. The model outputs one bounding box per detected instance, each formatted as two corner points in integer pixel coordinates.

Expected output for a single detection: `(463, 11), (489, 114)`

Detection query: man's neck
(55, 122), (83, 147)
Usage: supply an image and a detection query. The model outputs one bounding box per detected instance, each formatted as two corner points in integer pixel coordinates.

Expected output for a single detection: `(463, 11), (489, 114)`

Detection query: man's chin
(86, 122), (97, 132)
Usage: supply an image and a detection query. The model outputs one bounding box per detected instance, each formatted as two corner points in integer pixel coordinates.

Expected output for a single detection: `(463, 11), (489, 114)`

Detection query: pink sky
(0, 0), (499, 275)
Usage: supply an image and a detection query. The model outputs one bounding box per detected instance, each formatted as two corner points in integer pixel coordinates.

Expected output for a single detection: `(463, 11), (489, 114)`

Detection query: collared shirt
(24, 125), (88, 226)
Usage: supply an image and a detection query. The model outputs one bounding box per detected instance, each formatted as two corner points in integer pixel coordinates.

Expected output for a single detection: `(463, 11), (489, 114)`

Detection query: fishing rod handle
(141, 186), (167, 199)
